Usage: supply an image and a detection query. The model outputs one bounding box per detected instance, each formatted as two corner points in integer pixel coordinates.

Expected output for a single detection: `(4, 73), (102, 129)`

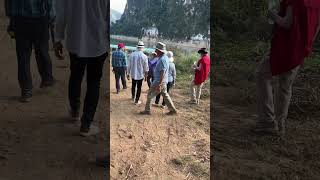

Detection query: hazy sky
(111, 0), (127, 13)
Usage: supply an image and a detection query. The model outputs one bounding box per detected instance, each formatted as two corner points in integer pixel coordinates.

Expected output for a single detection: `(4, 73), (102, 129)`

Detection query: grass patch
(171, 155), (209, 178)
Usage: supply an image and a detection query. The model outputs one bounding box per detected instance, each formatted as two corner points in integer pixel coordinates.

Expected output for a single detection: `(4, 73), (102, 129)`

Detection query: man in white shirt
(53, 0), (108, 137)
(127, 41), (149, 105)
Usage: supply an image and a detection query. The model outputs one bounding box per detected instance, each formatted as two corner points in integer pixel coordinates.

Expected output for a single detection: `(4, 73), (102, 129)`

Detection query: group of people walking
(5, 0), (108, 137)
(5, 0), (109, 167)
(112, 41), (211, 115)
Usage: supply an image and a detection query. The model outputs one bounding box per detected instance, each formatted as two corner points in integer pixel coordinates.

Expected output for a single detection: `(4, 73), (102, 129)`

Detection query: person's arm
(144, 56), (149, 81)
(173, 64), (176, 85)
(269, 6), (293, 29)
(53, 0), (67, 59)
(159, 70), (164, 85)
(195, 63), (202, 71)
(4, 0), (11, 17)
(127, 54), (132, 78)
(111, 53), (115, 68)
(47, 0), (56, 24)
(313, 12), (320, 42)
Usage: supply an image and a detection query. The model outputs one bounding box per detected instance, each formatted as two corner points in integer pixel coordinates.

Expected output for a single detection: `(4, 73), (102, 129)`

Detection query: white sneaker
(135, 101), (142, 105)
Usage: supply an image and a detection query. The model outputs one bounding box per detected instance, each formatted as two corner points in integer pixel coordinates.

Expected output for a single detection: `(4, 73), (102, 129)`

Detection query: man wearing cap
(54, 0), (108, 136)
(190, 48), (211, 105)
(112, 43), (128, 94)
(141, 42), (178, 115)
(4, 0), (56, 102)
(127, 41), (149, 105)
(255, 0), (320, 135)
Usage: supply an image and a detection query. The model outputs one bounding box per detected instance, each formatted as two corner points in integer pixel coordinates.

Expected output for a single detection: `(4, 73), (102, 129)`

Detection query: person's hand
(53, 41), (64, 60)
(155, 84), (161, 93)
(268, 9), (277, 21)
(7, 24), (15, 39)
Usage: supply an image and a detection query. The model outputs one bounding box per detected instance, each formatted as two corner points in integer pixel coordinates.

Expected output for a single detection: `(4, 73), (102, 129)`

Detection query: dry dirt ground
(0, 5), (108, 179)
(109, 74), (210, 179)
(213, 86), (320, 180)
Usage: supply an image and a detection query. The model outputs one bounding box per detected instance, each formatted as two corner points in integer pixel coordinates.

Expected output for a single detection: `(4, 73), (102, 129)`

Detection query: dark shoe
(253, 122), (278, 135)
(80, 125), (99, 137)
(96, 156), (109, 167)
(116, 90), (120, 94)
(19, 95), (32, 103)
(123, 86), (127, 90)
(166, 110), (178, 116)
(140, 111), (151, 115)
(188, 100), (197, 104)
(40, 79), (56, 88)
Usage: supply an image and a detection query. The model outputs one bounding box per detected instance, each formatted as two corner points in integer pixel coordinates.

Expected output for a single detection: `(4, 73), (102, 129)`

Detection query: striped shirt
(112, 49), (127, 68)
(4, 0), (55, 20)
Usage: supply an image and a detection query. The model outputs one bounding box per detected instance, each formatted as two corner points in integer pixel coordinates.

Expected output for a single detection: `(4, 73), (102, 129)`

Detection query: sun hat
(137, 41), (145, 48)
(155, 42), (166, 53)
(197, 48), (208, 54)
(118, 43), (125, 49)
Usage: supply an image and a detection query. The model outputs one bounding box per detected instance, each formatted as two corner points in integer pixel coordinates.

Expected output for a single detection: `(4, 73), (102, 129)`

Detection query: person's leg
(162, 82), (173, 106)
(120, 67), (127, 89)
(161, 85), (177, 113)
(81, 53), (106, 133)
(147, 76), (151, 88)
(33, 18), (54, 87)
(135, 79), (143, 103)
(190, 81), (197, 102)
(274, 65), (300, 135)
(68, 53), (86, 118)
(14, 19), (33, 101)
(155, 93), (161, 104)
(255, 56), (276, 132)
(114, 68), (121, 93)
(143, 86), (159, 113)
(196, 83), (204, 104)
(131, 79), (137, 100)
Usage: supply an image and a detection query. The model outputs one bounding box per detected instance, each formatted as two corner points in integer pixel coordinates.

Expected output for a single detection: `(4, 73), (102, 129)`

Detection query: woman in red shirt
(190, 48), (211, 104)
(255, 0), (320, 135)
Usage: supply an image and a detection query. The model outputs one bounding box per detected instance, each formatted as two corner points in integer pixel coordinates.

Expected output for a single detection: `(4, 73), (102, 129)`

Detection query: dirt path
(213, 86), (320, 180)
(109, 72), (210, 179)
(0, 10), (107, 179)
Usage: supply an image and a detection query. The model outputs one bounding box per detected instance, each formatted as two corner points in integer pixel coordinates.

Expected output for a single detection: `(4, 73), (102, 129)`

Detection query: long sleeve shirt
(55, 0), (108, 57)
(4, 0), (56, 21)
(112, 49), (127, 68)
(127, 50), (149, 80)
(168, 62), (176, 83)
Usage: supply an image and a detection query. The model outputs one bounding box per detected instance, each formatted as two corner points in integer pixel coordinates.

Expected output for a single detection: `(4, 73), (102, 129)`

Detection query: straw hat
(155, 42), (166, 53)
(137, 41), (145, 48)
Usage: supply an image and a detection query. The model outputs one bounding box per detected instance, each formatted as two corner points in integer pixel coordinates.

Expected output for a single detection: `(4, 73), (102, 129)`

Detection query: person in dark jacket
(4, 0), (56, 102)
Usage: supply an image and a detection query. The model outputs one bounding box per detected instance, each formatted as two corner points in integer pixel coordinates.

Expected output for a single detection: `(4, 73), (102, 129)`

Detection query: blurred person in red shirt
(255, 0), (320, 135)
(190, 48), (211, 105)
